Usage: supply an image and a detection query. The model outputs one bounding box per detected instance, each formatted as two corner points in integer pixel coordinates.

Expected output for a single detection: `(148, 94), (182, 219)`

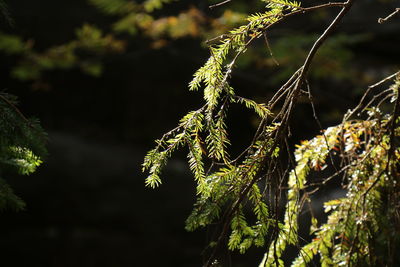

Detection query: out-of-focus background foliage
(0, 0), (398, 266)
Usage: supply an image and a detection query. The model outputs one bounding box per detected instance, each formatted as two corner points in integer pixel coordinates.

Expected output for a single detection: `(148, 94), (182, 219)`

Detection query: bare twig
(209, 0), (231, 9)
(378, 8), (400, 24)
(306, 80), (339, 173)
(297, 0), (355, 88)
(345, 70), (400, 120)
(369, 70), (400, 89)
(263, 32), (280, 66)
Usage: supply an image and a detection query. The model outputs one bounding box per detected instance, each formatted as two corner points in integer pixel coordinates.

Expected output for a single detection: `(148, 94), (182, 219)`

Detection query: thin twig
(209, 0), (231, 9)
(268, 68), (301, 109)
(298, 0), (355, 87)
(0, 94), (30, 124)
(369, 70), (400, 89)
(263, 32), (279, 66)
(306, 80), (339, 173)
(378, 8), (400, 24)
(344, 70), (400, 120)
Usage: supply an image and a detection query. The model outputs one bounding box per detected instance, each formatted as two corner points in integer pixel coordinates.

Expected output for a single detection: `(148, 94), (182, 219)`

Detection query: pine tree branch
(203, 2), (357, 265)
(0, 94), (46, 140)
(0, 94), (30, 125)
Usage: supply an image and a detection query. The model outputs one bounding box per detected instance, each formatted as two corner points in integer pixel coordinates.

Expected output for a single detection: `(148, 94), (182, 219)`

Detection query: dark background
(0, 0), (399, 266)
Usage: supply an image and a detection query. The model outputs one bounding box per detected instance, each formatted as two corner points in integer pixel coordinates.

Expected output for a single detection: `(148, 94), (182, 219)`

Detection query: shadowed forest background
(0, 0), (399, 266)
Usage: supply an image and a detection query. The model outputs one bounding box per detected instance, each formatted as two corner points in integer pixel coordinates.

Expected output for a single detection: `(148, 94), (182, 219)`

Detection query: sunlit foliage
(142, 0), (400, 266)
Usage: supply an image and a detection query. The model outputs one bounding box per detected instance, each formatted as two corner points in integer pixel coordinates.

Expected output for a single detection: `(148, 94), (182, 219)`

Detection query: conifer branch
(0, 94), (46, 140)
(0, 94), (29, 124)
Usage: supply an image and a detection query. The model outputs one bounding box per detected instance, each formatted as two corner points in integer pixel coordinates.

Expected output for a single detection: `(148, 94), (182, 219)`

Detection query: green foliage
(0, 93), (47, 211)
(0, 178), (25, 211)
(143, 0), (175, 12)
(0, 33), (28, 55)
(89, 0), (181, 38)
(89, 0), (175, 14)
(0, 24), (125, 81)
(88, 0), (136, 15)
(2, 146), (43, 175)
(0, 0), (371, 89)
(0, 0), (246, 85)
